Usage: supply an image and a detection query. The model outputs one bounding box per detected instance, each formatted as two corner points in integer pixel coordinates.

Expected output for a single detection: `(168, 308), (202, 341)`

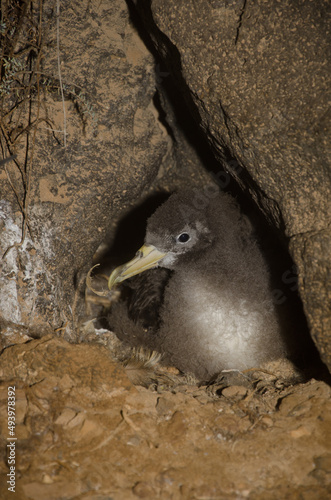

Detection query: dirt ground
(0, 333), (330, 500)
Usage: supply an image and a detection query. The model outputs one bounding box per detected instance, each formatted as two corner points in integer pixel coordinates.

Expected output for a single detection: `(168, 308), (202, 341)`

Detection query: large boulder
(0, 0), (172, 342)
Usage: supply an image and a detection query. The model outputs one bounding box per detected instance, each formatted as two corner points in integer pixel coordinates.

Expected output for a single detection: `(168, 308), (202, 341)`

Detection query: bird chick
(108, 189), (288, 382)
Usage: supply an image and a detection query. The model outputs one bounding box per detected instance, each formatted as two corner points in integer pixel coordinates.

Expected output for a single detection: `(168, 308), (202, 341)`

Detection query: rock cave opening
(84, 50), (328, 386)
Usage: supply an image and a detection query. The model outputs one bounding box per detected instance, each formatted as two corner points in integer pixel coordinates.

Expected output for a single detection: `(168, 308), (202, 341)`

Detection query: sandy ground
(0, 334), (330, 500)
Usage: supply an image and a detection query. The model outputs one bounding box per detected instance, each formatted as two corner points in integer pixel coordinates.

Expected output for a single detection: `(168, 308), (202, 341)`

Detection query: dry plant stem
(56, 0), (66, 146)
(1, 0), (44, 257)
(4, 165), (24, 213)
(86, 265), (112, 297)
(7, 0), (32, 59)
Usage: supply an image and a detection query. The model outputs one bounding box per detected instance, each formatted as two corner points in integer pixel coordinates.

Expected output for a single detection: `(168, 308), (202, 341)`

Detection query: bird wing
(128, 267), (171, 331)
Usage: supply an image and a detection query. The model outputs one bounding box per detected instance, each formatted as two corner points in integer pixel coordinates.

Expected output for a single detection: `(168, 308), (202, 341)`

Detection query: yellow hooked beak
(108, 244), (167, 290)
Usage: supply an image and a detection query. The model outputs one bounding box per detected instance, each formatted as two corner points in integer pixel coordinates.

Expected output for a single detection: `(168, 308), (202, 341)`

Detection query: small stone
(42, 473), (53, 484)
(260, 416), (273, 428)
(54, 408), (77, 426)
(132, 481), (156, 497)
(221, 385), (248, 400)
(290, 425), (311, 438)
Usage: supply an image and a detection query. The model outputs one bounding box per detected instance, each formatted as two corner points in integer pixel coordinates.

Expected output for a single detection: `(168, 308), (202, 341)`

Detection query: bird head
(108, 191), (214, 290)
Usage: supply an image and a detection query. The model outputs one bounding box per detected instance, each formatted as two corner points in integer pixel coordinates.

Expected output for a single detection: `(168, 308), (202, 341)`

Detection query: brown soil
(0, 335), (330, 499)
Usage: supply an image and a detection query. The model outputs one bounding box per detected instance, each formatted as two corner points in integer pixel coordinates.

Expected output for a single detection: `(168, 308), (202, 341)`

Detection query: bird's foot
(243, 358), (305, 393)
(209, 369), (253, 391)
(208, 359), (304, 397)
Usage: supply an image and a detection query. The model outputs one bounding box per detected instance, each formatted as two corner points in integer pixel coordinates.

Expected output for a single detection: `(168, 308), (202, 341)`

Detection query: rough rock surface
(0, 336), (331, 499)
(0, 0), (172, 342)
(133, 0), (331, 369)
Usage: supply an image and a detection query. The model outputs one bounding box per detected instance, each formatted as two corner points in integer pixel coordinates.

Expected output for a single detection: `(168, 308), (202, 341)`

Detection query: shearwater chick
(108, 189), (288, 382)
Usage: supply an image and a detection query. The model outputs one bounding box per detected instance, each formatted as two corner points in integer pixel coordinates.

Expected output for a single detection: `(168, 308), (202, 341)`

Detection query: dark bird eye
(177, 232), (190, 243)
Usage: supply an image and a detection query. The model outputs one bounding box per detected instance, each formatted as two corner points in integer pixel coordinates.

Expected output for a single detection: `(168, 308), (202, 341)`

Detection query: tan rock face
(0, 0), (171, 341)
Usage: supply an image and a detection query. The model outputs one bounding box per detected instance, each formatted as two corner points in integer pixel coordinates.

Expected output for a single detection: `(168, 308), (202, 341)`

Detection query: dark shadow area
(96, 191), (170, 270)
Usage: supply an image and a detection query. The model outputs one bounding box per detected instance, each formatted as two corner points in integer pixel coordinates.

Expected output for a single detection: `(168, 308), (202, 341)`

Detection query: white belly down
(160, 275), (280, 376)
